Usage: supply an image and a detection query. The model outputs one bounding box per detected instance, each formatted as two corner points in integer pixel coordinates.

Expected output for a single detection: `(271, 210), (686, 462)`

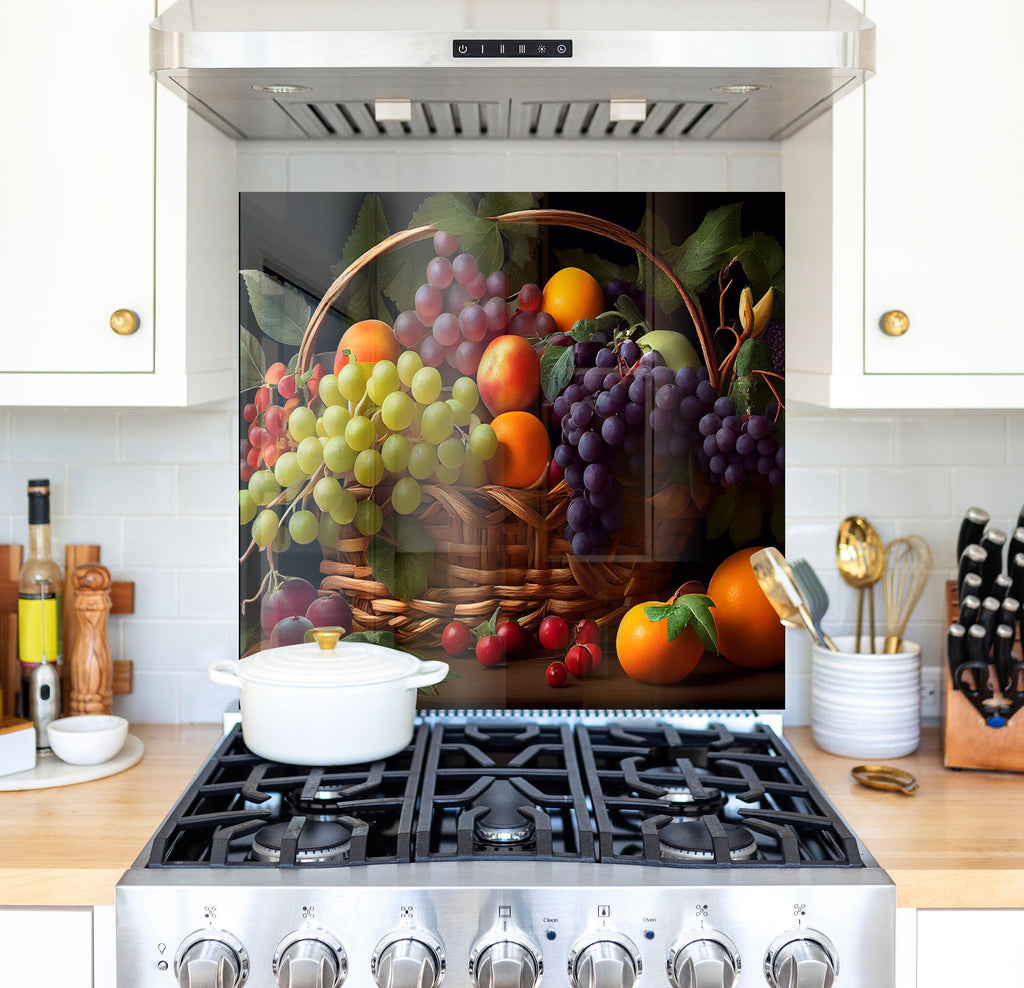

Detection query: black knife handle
(998, 596), (1020, 631)
(978, 596), (1002, 649)
(1017, 504), (1024, 535)
(947, 623), (967, 687)
(960, 572), (983, 604)
(995, 624), (1016, 695)
(1009, 527), (1024, 568)
(990, 573), (1014, 603)
(1010, 552), (1024, 606)
(958, 594), (982, 628)
(957, 506), (990, 559)
(980, 529), (1007, 588)
(966, 621), (991, 667)
(958, 545), (988, 599)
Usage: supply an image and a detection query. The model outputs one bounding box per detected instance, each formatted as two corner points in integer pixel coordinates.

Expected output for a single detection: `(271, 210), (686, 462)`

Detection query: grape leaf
(410, 192), (482, 236)
(343, 629), (397, 648)
(240, 326), (266, 391)
(330, 192), (390, 323)
(240, 271), (310, 345)
(570, 310), (622, 343)
(635, 210), (683, 316)
(613, 295), (646, 330)
(734, 231), (785, 318)
(706, 486), (737, 541)
(540, 343), (575, 402)
(471, 606), (503, 639)
(729, 488), (764, 547)
(555, 248), (637, 292)
(390, 513), (434, 553)
(644, 594), (718, 651)
(366, 535), (432, 601)
(379, 239), (435, 312)
(668, 203), (744, 297)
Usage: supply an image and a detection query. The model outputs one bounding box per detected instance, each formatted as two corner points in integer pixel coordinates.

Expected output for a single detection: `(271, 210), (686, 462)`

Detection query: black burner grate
(142, 720), (862, 870)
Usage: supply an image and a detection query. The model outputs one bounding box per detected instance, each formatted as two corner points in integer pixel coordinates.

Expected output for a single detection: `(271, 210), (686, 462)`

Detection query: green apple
(637, 330), (700, 372)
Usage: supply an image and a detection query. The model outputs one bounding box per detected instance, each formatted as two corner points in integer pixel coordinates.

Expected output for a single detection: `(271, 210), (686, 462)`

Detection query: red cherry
(475, 635), (505, 667)
(442, 620), (471, 657)
(546, 661), (568, 688)
(582, 641), (602, 670)
(496, 619), (527, 657)
(574, 619), (600, 647)
(565, 644), (596, 679)
(538, 615), (570, 651)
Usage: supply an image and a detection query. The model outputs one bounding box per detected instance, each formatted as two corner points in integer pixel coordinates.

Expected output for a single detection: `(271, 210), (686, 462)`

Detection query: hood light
(252, 84), (311, 94)
(713, 84), (770, 94)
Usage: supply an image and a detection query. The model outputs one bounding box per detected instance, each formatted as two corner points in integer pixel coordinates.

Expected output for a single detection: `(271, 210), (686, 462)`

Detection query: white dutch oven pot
(209, 631), (448, 765)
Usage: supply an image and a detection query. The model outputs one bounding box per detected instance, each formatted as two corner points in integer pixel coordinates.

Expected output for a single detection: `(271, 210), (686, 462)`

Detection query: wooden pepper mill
(69, 563), (113, 715)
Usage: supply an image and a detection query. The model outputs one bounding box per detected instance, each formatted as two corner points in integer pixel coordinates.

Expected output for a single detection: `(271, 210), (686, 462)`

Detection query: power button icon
(458, 44), (468, 54)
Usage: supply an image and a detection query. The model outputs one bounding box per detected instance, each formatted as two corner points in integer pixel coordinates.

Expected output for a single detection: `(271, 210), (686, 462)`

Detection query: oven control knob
(568, 934), (642, 988)
(372, 931), (445, 988)
(175, 930), (249, 988)
(470, 935), (543, 988)
(273, 931), (347, 988)
(764, 931), (838, 988)
(668, 931), (740, 988)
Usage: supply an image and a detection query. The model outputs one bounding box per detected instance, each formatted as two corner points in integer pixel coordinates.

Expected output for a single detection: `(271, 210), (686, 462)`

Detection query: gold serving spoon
(836, 516), (886, 653)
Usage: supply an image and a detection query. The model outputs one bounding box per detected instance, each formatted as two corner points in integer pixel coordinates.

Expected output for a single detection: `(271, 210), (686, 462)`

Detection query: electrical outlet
(920, 667), (942, 720)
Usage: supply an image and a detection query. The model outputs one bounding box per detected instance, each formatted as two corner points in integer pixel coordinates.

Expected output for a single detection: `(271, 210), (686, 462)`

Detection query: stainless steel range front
(116, 717), (894, 987)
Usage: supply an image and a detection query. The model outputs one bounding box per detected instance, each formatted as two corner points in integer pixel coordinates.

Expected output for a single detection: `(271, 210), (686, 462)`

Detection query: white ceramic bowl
(47, 715), (128, 765)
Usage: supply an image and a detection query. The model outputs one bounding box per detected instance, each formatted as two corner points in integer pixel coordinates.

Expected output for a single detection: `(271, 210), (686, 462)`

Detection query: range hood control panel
(452, 40), (573, 58)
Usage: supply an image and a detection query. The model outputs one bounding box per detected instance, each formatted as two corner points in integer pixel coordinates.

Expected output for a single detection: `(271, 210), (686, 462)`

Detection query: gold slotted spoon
(836, 516), (886, 653)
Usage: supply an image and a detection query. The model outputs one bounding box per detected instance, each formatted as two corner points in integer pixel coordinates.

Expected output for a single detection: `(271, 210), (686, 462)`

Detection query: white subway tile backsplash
(236, 150), (289, 191)
(782, 468), (840, 517)
(178, 569), (238, 619)
(180, 672), (239, 725)
(41, 517), (124, 568)
(116, 568), (179, 619)
(123, 619), (236, 672)
(787, 414), (893, 466)
(395, 152), (508, 190)
(843, 468), (951, 518)
(617, 152), (727, 190)
(113, 671), (181, 724)
(289, 152), (399, 191)
(123, 517), (235, 568)
(121, 412), (230, 463)
(68, 465), (175, 515)
(0, 463), (68, 514)
(898, 414), (1006, 465)
(508, 152), (617, 190)
(180, 465), (238, 515)
(728, 154), (783, 190)
(1008, 416), (1024, 463)
(9, 412), (117, 463)
(951, 466), (1024, 525)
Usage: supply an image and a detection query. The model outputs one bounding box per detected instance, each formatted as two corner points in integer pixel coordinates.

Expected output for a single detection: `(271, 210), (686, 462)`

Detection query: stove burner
(251, 820), (352, 864)
(656, 784), (727, 817)
(472, 780), (536, 845)
(658, 821), (757, 863)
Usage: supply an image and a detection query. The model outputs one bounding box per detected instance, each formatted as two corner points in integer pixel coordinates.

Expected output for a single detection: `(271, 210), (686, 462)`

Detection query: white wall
(2, 141), (1018, 723)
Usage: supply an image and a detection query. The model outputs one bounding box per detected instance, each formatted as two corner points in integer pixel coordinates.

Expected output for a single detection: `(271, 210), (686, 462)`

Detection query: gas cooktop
(118, 718), (894, 988)
(142, 721), (863, 871)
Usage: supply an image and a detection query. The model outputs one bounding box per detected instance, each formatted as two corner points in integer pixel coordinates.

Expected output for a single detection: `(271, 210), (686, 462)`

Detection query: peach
(476, 335), (541, 416)
(333, 319), (400, 375)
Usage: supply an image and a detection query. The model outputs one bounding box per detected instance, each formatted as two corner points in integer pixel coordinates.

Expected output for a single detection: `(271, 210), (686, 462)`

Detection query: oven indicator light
(157, 960), (168, 971)
(546, 930), (557, 941)
(644, 930), (655, 940)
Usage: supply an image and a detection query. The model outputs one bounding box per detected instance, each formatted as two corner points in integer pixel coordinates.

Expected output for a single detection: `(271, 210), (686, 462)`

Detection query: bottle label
(18, 595), (61, 666)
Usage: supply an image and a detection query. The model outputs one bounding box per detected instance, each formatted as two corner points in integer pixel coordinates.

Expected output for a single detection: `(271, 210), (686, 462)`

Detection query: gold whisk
(882, 535), (933, 653)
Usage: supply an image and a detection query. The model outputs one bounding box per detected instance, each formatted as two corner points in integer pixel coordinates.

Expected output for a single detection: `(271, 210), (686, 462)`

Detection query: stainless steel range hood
(151, 0), (874, 142)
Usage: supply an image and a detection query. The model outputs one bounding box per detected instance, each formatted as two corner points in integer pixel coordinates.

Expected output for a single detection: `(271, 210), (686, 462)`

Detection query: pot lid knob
(310, 627), (344, 651)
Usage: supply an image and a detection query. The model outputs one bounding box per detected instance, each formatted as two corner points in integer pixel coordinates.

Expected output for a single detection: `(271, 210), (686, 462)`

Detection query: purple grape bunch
(554, 336), (785, 557)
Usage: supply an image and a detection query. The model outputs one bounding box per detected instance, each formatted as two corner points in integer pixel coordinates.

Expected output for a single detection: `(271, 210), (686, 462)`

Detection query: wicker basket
(297, 209), (709, 648)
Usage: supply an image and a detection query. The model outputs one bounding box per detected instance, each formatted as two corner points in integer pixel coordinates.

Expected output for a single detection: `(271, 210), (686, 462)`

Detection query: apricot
(476, 335), (541, 416)
(333, 319), (400, 375)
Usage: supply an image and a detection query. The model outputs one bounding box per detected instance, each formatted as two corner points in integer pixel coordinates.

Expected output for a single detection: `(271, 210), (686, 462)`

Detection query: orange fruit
(707, 547), (785, 668)
(334, 319), (400, 374)
(615, 601), (706, 685)
(486, 411), (552, 488)
(540, 267), (606, 335)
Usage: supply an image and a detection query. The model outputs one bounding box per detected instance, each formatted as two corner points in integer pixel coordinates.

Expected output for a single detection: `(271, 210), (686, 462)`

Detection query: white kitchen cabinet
(916, 909), (1024, 984)
(0, 1), (236, 407)
(784, 0), (1024, 409)
(0, 907), (94, 988)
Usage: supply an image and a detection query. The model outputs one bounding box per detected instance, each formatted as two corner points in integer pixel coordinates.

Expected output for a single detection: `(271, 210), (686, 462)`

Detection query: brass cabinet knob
(109, 309), (140, 336)
(880, 310), (910, 337)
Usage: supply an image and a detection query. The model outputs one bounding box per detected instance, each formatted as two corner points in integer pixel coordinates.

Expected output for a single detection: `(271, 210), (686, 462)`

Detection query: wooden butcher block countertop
(1, 725), (1021, 909)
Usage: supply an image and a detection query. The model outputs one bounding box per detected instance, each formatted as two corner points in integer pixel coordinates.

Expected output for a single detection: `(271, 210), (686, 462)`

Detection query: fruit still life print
(238, 191), (786, 711)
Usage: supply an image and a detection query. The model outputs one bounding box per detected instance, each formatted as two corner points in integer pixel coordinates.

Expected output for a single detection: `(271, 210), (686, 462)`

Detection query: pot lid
(237, 640), (426, 687)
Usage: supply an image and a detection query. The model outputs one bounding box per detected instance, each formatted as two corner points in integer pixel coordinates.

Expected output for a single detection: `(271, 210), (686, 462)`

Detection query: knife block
(943, 580), (1024, 771)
